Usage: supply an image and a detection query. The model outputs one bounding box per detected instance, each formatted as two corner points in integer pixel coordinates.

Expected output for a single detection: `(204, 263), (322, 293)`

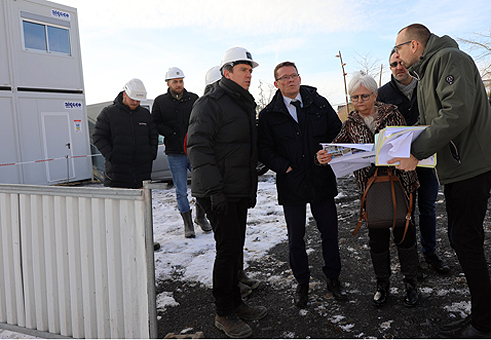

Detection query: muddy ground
(156, 175), (491, 339)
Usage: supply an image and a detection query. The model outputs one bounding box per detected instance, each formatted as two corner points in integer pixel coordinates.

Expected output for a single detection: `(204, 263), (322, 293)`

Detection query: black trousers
(445, 170), (491, 332)
(197, 197), (248, 316)
(283, 198), (341, 284)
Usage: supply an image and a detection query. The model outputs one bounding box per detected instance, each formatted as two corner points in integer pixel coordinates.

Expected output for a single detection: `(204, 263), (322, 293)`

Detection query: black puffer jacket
(93, 91), (158, 188)
(258, 85), (342, 205)
(151, 88), (198, 154)
(187, 78), (258, 200)
(377, 75), (419, 125)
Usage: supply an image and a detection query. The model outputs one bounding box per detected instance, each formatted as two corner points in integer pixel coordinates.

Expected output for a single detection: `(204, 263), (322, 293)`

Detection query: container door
(41, 112), (75, 183)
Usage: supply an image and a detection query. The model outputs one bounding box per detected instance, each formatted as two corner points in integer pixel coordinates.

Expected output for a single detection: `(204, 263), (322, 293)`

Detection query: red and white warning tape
(0, 154), (102, 167)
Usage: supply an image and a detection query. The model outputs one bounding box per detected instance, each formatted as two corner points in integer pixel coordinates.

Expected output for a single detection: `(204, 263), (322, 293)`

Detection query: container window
(47, 26), (70, 54)
(22, 20), (71, 56)
(23, 21), (47, 51)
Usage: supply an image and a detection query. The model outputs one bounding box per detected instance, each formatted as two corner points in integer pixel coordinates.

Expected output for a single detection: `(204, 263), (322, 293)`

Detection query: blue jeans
(167, 154), (191, 213)
(415, 167), (439, 256)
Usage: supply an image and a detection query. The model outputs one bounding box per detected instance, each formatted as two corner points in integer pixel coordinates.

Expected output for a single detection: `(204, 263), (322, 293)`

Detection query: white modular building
(0, 0), (92, 185)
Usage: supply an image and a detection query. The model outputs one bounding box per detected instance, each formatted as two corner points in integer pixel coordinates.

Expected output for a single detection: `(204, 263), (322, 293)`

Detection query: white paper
(319, 143), (376, 177)
(375, 126), (436, 167)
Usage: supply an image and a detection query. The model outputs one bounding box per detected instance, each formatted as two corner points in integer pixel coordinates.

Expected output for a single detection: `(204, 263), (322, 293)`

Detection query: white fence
(0, 182), (159, 338)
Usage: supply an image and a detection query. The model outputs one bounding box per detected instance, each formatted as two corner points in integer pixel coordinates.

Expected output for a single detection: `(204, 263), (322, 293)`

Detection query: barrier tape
(0, 154), (103, 168)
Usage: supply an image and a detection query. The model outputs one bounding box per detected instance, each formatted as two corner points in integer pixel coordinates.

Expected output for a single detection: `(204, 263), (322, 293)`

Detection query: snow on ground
(0, 171), (473, 338)
(152, 172), (289, 288)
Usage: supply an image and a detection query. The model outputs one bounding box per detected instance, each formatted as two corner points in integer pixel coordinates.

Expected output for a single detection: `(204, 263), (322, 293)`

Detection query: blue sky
(56, 0), (491, 106)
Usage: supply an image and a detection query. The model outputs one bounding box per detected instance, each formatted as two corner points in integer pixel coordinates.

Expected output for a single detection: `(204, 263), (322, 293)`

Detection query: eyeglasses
(276, 74), (299, 82)
(390, 61), (403, 68)
(350, 93), (372, 102)
(393, 40), (412, 53)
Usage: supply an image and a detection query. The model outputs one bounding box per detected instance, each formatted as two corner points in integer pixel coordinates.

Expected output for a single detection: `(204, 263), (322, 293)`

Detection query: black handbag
(353, 167), (413, 244)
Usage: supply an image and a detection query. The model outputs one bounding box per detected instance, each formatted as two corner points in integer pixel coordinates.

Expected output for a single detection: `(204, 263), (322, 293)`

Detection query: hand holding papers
(319, 126), (436, 178)
(320, 143), (375, 178)
(375, 126), (436, 168)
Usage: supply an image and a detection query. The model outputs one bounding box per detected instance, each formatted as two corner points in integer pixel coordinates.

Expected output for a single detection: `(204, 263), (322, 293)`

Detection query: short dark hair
(274, 61), (298, 80)
(221, 61), (253, 76)
(389, 48), (397, 61)
(399, 23), (431, 47)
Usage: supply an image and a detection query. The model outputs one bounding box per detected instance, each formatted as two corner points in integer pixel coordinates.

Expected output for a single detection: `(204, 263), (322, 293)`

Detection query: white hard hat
(219, 47), (259, 71)
(123, 78), (147, 101)
(165, 67), (185, 81)
(205, 66), (221, 86)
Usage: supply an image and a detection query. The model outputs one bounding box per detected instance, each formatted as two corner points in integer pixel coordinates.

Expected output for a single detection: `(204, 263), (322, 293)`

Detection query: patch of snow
(156, 291), (180, 311)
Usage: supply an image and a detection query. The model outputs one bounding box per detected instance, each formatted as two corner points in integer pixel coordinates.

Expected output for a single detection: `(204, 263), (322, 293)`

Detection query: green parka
(409, 33), (491, 184)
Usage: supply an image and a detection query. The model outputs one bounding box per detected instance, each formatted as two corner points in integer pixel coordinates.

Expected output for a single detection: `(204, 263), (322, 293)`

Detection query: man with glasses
(388, 23), (491, 338)
(258, 61), (345, 308)
(378, 49), (450, 276)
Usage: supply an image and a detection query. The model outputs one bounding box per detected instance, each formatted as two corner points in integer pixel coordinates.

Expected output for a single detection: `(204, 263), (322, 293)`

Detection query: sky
(52, 0), (491, 107)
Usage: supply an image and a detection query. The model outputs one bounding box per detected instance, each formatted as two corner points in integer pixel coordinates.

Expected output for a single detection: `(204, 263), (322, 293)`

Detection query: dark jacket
(408, 34), (491, 184)
(93, 91), (158, 188)
(377, 75), (419, 125)
(258, 85), (342, 205)
(151, 88), (198, 154)
(187, 78), (258, 200)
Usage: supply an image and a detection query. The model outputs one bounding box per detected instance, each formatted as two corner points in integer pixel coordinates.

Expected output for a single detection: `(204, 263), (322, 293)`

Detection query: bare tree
(256, 80), (276, 116)
(353, 52), (385, 85)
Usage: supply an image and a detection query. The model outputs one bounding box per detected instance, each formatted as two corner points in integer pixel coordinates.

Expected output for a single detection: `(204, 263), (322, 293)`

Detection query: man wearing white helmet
(187, 47), (267, 338)
(203, 65), (261, 300)
(152, 67), (212, 238)
(93, 78), (158, 189)
(204, 65), (221, 94)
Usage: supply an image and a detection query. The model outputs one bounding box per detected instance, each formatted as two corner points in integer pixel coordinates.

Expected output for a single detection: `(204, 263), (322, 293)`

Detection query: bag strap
(387, 167), (413, 245)
(353, 168), (379, 236)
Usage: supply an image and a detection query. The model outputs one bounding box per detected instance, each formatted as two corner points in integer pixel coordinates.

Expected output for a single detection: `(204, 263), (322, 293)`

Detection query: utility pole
(335, 51), (349, 112)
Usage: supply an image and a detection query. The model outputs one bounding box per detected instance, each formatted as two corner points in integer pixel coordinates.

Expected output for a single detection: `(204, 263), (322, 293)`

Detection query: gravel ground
(156, 175), (491, 339)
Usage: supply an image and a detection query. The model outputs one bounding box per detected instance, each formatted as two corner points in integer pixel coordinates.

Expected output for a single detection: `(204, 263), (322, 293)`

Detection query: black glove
(211, 192), (228, 215)
(248, 197), (257, 209)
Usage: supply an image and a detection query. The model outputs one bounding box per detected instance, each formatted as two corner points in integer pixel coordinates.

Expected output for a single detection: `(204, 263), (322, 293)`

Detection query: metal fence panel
(0, 184), (156, 339)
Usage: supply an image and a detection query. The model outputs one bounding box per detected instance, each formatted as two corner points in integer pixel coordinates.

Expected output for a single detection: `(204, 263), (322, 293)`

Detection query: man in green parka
(389, 23), (491, 338)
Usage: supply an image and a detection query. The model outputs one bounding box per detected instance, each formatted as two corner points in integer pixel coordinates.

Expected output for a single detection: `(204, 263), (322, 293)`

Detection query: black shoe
(403, 278), (418, 307)
(438, 322), (491, 338)
(294, 283), (309, 308)
(326, 278), (348, 301)
(440, 315), (471, 332)
(425, 253), (450, 274)
(373, 280), (389, 306)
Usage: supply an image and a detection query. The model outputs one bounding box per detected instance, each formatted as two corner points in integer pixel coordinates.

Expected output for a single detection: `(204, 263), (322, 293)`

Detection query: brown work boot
(215, 313), (252, 338)
(238, 270), (261, 289)
(238, 282), (252, 298)
(235, 302), (268, 321)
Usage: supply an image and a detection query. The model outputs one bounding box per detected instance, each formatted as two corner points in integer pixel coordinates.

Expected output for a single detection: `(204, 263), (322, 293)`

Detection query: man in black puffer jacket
(93, 78), (158, 189)
(258, 61), (345, 308)
(152, 67), (211, 239)
(187, 47), (266, 339)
